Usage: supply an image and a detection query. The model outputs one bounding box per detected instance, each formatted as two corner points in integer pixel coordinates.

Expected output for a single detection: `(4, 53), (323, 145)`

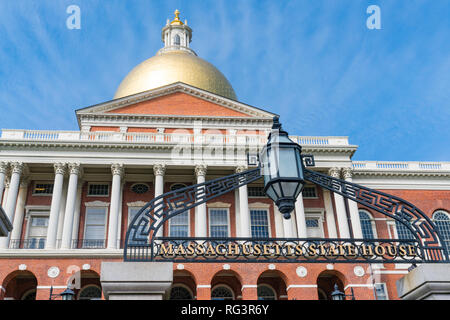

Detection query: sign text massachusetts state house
(0, 10), (449, 300)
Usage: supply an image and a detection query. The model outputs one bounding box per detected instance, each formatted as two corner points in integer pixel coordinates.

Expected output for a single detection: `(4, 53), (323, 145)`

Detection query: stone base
(100, 262), (173, 300)
(396, 264), (450, 300)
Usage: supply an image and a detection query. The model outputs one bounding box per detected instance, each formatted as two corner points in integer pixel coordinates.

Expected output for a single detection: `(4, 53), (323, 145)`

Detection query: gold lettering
(227, 243), (240, 256)
(216, 244), (226, 256)
(186, 242), (196, 256)
(263, 244), (272, 256)
(398, 245), (407, 256)
(273, 244), (281, 256)
(374, 245), (386, 256)
(328, 245), (340, 256)
(308, 244), (317, 256)
(159, 243), (174, 256)
(205, 244), (216, 256)
(253, 244), (262, 255)
(196, 244), (205, 255)
(361, 244), (374, 256)
(284, 244), (294, 256)
(317, 244), (327, 256)
(176, 243), (186, 255)
(242, 245), (252, 256)
(386, 245), (397, 257)
(336, 244), (346, 256)
(295, 244), (304, 256)
(345, 244), (357, 257)
(407, 245), (417, 257)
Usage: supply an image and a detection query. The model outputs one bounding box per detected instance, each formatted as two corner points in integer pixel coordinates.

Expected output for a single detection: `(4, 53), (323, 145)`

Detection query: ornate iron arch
(124, 165), (449, 263)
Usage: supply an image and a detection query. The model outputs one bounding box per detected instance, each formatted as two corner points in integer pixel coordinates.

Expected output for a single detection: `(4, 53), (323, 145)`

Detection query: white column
(56, 178), (68, 244)
(61, 163), (81, 249)
(153, 164), (166, 238)
(234, 189), (241, 237)
(195, 164), (207, 237)
(274, 205), (285, 238)
(0, 162), (23, 248)
(10, 179), (29, 243)
(107, 164), (124, 249)
(2, 179), (9, 209)
(236, 166), (251, 238)
(294, 193), (307, 238)
(116, 181), (124, 247)
(45, 163), (66, 249)
(342, 167), (363, 239)
(328, 167), (350, 238)
(0, 162), (8, 204)
(323, 189), (338, 238)
(71, 181), (83, 245)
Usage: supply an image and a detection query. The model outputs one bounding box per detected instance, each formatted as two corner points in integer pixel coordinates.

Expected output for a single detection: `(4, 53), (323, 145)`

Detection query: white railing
(352, 161), (450, 171)
(0, 129), (350, 147)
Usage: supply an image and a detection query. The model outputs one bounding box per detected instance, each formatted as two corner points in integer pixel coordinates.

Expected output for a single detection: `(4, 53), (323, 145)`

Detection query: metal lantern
(331, 284), (345, 300)
(260, 116), (305, 219)
(60, 287), (75, 300)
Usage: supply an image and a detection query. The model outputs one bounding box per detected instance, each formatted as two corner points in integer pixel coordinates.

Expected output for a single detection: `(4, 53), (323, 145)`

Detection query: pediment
(76, 82), (276, 120)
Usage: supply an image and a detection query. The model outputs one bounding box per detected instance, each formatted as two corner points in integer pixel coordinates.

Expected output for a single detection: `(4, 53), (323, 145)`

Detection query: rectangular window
(33, 183), (54, 195)
(302, 186), (317, 198)
(248, 187), (265, 197)
(250, 209), (270, 238)
(128, 207), (142, 227)
(209, 209), (229, 237)
(306, 217), (323, 238)
(83, 207), (107, 248)
(170, 211), (189, 237)
(26, 213), (49, 249)
(87, 184), (109, 196)
(374, 283), (388, 300)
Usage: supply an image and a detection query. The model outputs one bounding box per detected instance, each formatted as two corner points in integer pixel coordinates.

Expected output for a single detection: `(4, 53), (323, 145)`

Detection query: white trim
(196, 285), (211, 288)
(37, 285), (67, 289)
(344, 284), (374, 290)
(126, 201), (147, 207)
(84, 200), (110, 207)
(207, 201), (231, 208)
(372, 270), (409, 275)
(248, 202), (271, 209)
(286, 284), (317, 291)
(241, 285), (258, 289)
(83, 206), (108, 245)
(249, 207), (272, 237)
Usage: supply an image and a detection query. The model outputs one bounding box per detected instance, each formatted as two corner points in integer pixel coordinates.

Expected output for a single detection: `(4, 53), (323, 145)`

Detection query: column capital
(235, 165), (248, 173)
(328, 167), (340, 178)
(0, 161), (9, 174)
(111, 163), (124, 177)
(153, 163), (166, 176)
(342, 167), (353, 179)
(68, 163), (82, 176)
(194, 164), (207, 177)
(53, 162), (67, 175)
(11, 162), (24, 175)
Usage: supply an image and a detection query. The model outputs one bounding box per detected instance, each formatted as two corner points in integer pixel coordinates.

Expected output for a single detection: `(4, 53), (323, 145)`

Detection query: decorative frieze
(342, 167), (353, 180)
(328, 167), (340, 179)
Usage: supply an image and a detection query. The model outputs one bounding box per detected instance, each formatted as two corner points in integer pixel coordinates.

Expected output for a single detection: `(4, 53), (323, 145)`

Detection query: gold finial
(171, 9), (184, 25)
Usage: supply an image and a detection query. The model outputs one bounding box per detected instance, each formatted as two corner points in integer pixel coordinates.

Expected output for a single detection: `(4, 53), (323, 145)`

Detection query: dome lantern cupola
(113, 10), (237, 100)
(159, 10), (196, 56)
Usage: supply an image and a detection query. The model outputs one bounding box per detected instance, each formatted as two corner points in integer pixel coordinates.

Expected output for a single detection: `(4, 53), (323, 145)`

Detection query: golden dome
(114, 51), (237, 100)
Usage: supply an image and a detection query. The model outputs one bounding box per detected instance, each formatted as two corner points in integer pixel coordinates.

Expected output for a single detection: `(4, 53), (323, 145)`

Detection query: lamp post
(331, 284), (355, 300)
(49, 286), (75, 300)
(259, 116), (306, 219)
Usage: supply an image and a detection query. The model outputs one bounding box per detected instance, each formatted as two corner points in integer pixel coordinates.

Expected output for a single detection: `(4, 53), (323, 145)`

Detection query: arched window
(257, 285), (276, 300)
(21, 289), (36, 300)
(433, 210), (450, 252)
(395, 219), (415, 240)
(359, 210), (376, 239)
(211, 285), (234, 300)
(169, 285), (193, 300)
(173, 34), (181, 45)
(78, 285), (102, 300)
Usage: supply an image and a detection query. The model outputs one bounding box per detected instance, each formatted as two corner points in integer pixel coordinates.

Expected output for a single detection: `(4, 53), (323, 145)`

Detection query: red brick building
(0, 11), (449, 301)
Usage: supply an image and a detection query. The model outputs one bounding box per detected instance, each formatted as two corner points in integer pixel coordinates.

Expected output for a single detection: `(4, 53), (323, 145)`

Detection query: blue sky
(0, 0), (449, 161)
